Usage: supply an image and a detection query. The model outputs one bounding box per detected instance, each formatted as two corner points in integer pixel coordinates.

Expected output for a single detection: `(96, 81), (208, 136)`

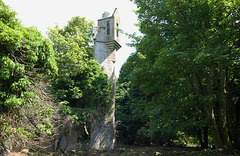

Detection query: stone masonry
(90, 8), (121, 149)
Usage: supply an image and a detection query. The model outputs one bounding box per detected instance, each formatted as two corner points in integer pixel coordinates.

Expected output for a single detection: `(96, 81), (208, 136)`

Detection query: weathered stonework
(90, 8), (121, 149)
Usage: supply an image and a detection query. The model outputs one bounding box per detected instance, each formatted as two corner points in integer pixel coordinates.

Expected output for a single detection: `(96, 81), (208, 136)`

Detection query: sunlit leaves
(0, 21), (23, 51)
(0, 0), (57, 110)
(0, 1), (19, 29)
(4, 97), (24, 107)
(11, 78), (31, 92)
(48, 16), (111, 112)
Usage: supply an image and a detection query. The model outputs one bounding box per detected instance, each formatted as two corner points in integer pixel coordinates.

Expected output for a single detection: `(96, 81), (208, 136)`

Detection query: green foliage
(102, 11), (110, 18)
(4, 97), (24, 107)
(116, 0), (240, 149)
(0, 0), (59, 151)
(0, 0), (57, 109)
(116, 55), (152, 145)
(36, 121), (53, 135)
(48, 16), (112, 126)
(59, 100), (90, 126)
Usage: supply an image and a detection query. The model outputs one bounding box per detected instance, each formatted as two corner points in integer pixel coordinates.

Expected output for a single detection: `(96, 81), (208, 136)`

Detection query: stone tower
(90, 8), (121, 149)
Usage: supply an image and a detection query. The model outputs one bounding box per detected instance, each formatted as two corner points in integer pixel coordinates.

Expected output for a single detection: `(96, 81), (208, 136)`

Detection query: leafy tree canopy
(48, 16), (111, 111)
(117, 0), (240, 149)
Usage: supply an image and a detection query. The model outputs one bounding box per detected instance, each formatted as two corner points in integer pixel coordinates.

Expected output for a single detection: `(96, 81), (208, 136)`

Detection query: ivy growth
(0, 0), (59, 152)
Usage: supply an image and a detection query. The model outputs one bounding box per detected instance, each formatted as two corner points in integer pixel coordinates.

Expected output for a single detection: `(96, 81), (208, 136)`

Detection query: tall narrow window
(106, 21), (110, 35)
(116, 23), (119, 37)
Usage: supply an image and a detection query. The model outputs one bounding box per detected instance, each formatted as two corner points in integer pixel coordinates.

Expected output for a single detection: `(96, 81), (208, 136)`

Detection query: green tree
(116, 54), (151, 145)
(126, 0), (240, 149)
(48, 16), (111, 132)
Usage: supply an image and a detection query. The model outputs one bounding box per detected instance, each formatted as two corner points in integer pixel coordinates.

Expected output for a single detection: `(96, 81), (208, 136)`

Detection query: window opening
(107, 21), (110, 35)
(116, 23), (119, 37)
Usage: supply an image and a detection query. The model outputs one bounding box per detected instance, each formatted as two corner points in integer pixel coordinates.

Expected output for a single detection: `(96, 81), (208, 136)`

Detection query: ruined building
(91, 8), (121, 149)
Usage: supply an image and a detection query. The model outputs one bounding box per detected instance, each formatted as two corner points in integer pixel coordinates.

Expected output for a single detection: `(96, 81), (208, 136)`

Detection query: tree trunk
(192, 73), (208, 149)
(206, 67), (224, 148)
(217, 68), (232, 148)
(207, 104), (224, 148)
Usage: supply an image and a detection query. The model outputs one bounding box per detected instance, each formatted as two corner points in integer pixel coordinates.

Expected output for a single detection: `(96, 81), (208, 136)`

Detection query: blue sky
(3, 0), (140, 76)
